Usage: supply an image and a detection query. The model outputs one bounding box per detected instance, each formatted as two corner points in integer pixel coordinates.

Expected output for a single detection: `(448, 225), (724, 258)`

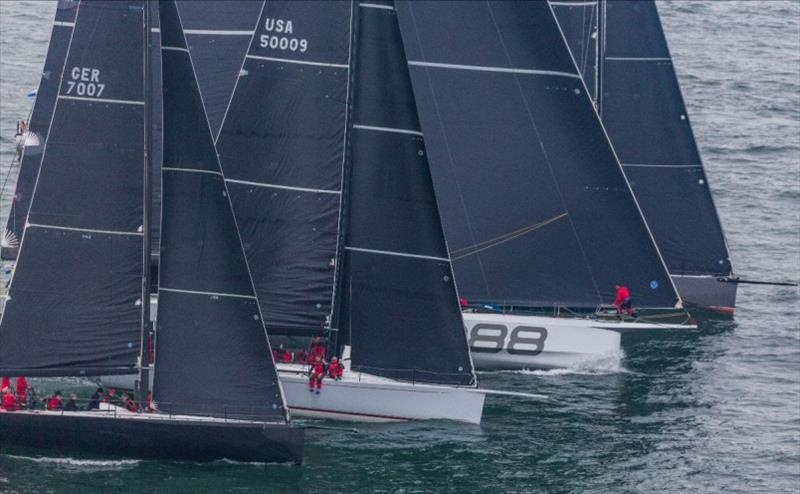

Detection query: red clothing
(328, 361), (343, 379)
(123, 399), (139, 413)
(280, 350), (292, 362)
(2, 392), (18, 411)
(15, 377), (28, 403)
(46, 395), (61, 411)
(309, 361), (325, 390)
(297, 350), (308, 364)
(613, 286), (630, 306)
(0, 377), (9, 390)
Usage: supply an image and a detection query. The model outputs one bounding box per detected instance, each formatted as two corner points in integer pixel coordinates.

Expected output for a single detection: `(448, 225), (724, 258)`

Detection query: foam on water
(3, 454), (140, 472)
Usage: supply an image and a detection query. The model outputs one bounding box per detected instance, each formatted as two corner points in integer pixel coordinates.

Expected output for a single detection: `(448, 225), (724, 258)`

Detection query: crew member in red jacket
(310, 336), (326, 360)
(0, 377), (9, 391)
(328, 356), (344, 380)
(309, 354), (325, 394)
(613, 284), (633, 317)
(2, 387), (18, 411)
(15, 376), (28, 405)
(46, 391), (63, 410)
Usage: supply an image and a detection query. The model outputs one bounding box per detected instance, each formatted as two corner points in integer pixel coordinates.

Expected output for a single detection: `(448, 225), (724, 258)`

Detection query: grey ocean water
(0, 1), (798, 492)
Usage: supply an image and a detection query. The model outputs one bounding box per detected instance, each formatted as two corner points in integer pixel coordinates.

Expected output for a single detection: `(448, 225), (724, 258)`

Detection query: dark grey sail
(176, 0), (263, 137)
(335, 0), (474, 386)
(549, 0), (599, 102)
(395, 0), (679, 310)
(153, 0), (287, 421)
(2, 0), (78, 260)
(216, 0), (353, 334)
(554, 0), (735, 310)
(0, 0), (146, 377)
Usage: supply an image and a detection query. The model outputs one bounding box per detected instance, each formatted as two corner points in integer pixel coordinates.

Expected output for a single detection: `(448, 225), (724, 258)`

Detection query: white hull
(102, 365), (487, 425)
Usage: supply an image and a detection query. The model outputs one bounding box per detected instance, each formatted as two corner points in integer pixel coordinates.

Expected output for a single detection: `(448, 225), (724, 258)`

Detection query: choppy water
(0, 1), (798, 492)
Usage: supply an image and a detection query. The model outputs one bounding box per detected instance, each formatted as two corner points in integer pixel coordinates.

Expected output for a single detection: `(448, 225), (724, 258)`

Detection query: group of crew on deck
(271, 336), (344, 395)
(1, 377), (146, 414)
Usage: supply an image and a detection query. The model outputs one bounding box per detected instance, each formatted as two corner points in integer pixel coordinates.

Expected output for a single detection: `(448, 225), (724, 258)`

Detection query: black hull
(671, 275), (737, 316)
(0, 412), (304, 464)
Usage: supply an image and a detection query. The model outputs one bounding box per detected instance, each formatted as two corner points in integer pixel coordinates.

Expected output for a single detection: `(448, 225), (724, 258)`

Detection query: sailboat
(387, 0), (697, 368)
(551, 0), (737, 314)
(0, 0), (303, 463)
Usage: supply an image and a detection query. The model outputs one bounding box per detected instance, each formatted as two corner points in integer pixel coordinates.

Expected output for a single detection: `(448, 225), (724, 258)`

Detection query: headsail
(216, 0), (353, 334)
(555, 0), (733, 279)
(395, 0), (679, 309)
(153, 0), (287, 422)
(336, 0), (475, 386)
(2, 0), (78, 261)
(0, 0), (147, 377)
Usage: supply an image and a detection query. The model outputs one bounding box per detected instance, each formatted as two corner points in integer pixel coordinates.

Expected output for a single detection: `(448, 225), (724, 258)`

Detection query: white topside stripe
(353, 124), (423, 137)
(159, 287), (256, 300)
(225, 178), (341, 195)
(26, 223), (143, 237)
(246, 54), (349, 69)
(58, 95), (144, 106)
(408, 60), (581, 79)
(346, 246), (449, 263)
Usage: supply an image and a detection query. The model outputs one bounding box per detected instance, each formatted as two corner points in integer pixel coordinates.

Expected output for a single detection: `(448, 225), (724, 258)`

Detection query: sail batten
(0, 0), (147, 376)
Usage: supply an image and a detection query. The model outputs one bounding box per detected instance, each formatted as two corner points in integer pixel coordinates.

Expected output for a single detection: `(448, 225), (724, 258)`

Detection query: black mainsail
(553, 0), (736, 311)
(152, 0), (287, 421)
(0, 0), (146, 376)
(2, 0), (78, 260)
(337, 0), (475, 386)
(394, 0), (679, 310)
(215, 0), (353, 334)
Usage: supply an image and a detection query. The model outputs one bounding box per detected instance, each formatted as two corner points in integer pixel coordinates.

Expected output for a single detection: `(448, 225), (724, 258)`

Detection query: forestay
(565, 0), (733, 277)
(395, 0), (679, 309)
(336, 0), (475, 386)
(216, 0), (353, 334)
(549, 0), (600, 102)
(0, 0), (147, 376)
(153, 0), (287, 422)
(2, 0), (78, 260)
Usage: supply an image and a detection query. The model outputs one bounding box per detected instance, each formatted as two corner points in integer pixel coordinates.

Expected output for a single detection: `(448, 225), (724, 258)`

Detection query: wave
(483, 349), (629, 377)
(3, 454), (140, 471)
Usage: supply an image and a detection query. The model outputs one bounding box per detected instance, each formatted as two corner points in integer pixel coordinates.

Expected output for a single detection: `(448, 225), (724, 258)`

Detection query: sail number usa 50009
(259, 18), (307, 53)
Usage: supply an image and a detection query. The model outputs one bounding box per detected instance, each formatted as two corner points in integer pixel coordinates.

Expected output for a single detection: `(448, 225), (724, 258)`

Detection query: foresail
(596, 0), (732, 277)
(153, 0), (287, 422)
(216, 0), (353, 334)
(337, 0), (475, 386)
(0, 0), (146, 376)
(2, 0), (78, 261)
(549, 0), (599, 102)
(395, 0), (679, 309)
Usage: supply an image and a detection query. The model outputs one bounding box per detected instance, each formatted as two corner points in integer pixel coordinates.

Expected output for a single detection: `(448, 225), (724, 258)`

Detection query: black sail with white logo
(555, 1), (734, 291)
(336, 0), (475, 386)
(153, 0), (287, 421)
(216, 1), (353, 334)
(0, 0), (146, 376)
(2, 0), (78, 260)
(395, 0), (679, 309)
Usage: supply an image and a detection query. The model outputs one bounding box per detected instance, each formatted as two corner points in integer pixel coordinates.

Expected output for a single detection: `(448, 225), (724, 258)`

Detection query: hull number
(468, 324), (548, 356)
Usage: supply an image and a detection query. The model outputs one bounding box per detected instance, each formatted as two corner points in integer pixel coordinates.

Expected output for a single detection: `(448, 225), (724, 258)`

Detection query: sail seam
(225, 178), (341, 195)
(345, 246), (448, 262)
(58, 95), (144, 106)
(245, 54), (349, 69)
(605, 56), (671, 61)
(162, 167), (222, 176)
(622, 163), (701, 168)
(184, 29), (254, 36)
(159, 287), (256, 300)
(407, 60), (581, 79)
(360, 3), (395, 10)
(550, 1), (597, 5)
(26, 223), (144, 236)
(353, 124), (423, 136)
(161, 46), (190, 53)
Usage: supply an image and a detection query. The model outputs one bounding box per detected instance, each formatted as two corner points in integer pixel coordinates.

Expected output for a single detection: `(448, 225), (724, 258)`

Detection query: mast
(137, 0), (152, 408)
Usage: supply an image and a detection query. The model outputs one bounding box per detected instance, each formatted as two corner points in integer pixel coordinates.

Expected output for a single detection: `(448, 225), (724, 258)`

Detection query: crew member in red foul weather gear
(46, 391), (63, 410)
(328, 356), (343, 380)
(2, 387), (18, 411)
(309, 355), (325, 394)
(0, 377), (9, 391)
(15, 376), (28, 405)
(310, 336), (325, 360)
(613, 284), (633, 317)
